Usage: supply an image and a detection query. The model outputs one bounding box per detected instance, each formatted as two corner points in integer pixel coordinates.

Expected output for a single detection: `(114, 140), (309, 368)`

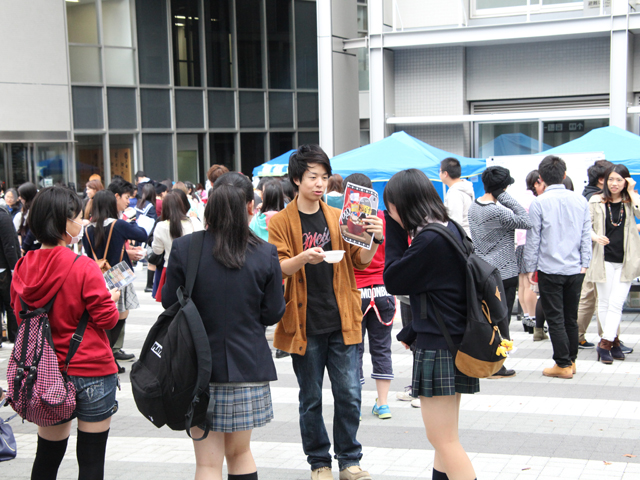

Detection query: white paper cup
(323, 250), (345, 263)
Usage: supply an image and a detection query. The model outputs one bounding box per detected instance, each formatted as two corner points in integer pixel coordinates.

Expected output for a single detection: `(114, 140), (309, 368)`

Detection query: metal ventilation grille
(472, 97), (610, 114)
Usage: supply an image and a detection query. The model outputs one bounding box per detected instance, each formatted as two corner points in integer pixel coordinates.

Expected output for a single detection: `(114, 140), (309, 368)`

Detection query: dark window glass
(76, 135), (104, 187)
(266, 0), (292, 89)
(72, 86), (104, 130)
(295, 0), (318, 89)
(269, 92), (293, 128)
(270, 132), (294, 159)
(177, 134), (204, 183)
(298, 131), (319, 146)
(237, 0), (263, 88)
(297, 92), (319, 128)
(210, 132), (235, 171)
(136, 0), (170, 84)
(109, 134), (135, 183)
(239, 91), (265, 128)
(208, 90), (235, 128)
(141, 89), (172, 129)
(175, 90), (204, 128)
(240, 132), (265, 176)
(143, 133), (174, 181)
(205, 0), (233, 88)
(107, 88), (137, 130)
(171, 0), (202, 87)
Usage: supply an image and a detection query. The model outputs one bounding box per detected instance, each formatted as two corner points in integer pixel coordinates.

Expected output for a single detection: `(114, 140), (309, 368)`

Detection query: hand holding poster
(339, 182), (379, 250)
(104, 261), (136, 291)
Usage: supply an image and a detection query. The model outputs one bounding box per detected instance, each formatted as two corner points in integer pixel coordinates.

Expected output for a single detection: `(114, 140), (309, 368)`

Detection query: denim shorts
(65, 373), (119, 423)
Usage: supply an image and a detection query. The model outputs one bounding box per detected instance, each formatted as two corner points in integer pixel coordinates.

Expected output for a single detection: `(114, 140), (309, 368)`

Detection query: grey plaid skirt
(411, 348), (479, 398)
(198, 383), (273, 433)
(116, 283), (139, 312)
(516, 245), (527, 274)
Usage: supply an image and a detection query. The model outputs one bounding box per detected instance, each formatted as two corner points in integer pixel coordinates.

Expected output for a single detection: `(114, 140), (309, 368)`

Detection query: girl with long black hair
(383, 169), (477, 480)
(162, 172), (285, 480)
(15, 182), (39, 254)
(249, 180), (285, 241)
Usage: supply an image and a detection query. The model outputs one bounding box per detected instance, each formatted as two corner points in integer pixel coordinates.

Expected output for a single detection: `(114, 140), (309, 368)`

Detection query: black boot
(77, 429), (110, 480)
(145, 268), (154, 292)
(597, 339), (614, 364)
(611, 337), (625, 361)
(31, 435), (69, 480)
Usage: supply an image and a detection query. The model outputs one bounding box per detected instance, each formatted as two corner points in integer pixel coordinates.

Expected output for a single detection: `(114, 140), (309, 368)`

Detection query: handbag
(1, 396), (19, 461)
(146, 219), (165, 267)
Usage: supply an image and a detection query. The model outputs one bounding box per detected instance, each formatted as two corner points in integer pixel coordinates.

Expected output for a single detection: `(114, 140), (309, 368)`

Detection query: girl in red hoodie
(11, 186), (120, 480)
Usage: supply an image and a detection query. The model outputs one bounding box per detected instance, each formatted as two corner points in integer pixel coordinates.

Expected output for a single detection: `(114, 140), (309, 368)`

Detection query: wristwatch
(373, 235), (385, 245)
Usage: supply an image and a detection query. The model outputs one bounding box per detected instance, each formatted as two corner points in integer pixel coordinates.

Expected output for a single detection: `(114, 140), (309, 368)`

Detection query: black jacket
(83, 219), (148, 269)
(162, 232), (286, 383)
(0, 205), (21, 270)
(383, 212), (468, 350)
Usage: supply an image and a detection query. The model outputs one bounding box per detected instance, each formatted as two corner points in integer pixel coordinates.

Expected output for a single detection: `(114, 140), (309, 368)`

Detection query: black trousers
(503, 276), (519, 323)
(0, 270), (17, 342)
(538, 272), (585, 368)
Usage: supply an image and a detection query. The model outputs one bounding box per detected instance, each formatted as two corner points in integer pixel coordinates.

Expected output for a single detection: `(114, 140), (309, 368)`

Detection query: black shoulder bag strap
(185, 230), (205, 298)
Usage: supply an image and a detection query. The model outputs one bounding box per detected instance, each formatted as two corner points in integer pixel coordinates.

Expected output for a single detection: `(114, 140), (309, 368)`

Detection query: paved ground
(2, 264), (640, 479)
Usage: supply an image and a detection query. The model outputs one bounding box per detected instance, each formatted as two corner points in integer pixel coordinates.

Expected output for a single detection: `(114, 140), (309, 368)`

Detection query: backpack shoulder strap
(185, 231), (206, 297)
(63, 255), (91, 372)
(85, 226), (100, 262)
(102, 222), (115, 261)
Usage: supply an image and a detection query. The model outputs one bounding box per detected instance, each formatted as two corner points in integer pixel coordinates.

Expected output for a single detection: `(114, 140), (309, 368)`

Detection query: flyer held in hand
(339, 182), (378, 250)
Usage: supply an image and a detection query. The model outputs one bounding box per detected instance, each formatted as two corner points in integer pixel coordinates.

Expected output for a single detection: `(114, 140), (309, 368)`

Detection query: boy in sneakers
(269, 145), (383, 480)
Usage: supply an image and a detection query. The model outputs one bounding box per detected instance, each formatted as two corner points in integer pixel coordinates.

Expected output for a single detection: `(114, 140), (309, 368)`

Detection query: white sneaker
(396, 386), (414, 401)
(411, 398), (421, 408)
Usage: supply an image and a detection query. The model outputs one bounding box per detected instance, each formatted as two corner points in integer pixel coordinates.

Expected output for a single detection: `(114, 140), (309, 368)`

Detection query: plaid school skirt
(198, 383), (274, 433)
(411, 348), (479, 398)
(116, 284), (139, 312)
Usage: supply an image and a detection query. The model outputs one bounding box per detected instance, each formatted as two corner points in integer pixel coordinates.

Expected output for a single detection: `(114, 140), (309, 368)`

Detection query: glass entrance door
(10, 144), (31, 187)
(6, 143), (70, 188)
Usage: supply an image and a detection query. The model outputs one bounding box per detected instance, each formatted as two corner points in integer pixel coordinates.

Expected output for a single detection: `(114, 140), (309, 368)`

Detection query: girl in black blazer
(162, 172), (285, 480)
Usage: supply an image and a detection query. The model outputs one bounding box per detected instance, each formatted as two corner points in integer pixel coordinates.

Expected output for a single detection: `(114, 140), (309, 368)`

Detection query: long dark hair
(172, 188), (191, 214)
(525, 170), (540, 196)
(138, 183), (156, 210)
(161, 191), (188, 239)
(17, 182), (37, 236)
(602, 164), (632, 203)
(91, 190), (119, 248)
(260, 181), (285, 214)
(205, 183), (260, 269)
(383, 169), (449, 237)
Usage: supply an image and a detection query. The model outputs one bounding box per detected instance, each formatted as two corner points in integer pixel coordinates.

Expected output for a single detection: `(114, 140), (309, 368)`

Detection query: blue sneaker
(372, 400), (392, 419)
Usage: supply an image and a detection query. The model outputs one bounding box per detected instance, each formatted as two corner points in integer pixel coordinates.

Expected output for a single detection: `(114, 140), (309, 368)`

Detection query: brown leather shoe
(543, 364), (573, 379)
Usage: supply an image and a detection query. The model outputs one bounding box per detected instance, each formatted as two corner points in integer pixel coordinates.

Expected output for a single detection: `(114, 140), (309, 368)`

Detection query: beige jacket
(586, 193), (640, 283)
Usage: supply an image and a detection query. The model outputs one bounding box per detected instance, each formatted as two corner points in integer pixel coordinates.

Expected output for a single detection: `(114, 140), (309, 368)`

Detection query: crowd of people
(0, 146), (638, 480)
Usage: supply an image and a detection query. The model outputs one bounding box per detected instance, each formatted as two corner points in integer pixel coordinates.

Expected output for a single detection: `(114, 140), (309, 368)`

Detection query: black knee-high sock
(76, 429), (110, 480)
(228, 473), (258, 480)
(31, 435), (68, 480)
(146, 268), (154, 288)
(432, 468), (449, 480)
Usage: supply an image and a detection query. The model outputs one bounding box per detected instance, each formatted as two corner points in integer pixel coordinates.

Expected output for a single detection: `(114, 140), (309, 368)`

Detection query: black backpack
(419, 222), (511, 378)
(130, 231), (214, 439)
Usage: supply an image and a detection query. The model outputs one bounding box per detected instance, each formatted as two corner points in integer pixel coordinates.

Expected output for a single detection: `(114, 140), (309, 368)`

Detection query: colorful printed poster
(104, 261), (136, 291)
(339, 182), (379, 250)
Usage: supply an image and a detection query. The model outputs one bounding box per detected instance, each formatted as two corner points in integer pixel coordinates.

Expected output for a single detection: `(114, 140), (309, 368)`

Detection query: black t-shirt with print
(299, 209), (342, 335)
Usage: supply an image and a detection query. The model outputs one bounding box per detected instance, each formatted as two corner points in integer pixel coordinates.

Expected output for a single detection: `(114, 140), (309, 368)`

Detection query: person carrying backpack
(161, 172), (285, 480)
(383, 169), (478, 480)
(9, 186), (120, 480)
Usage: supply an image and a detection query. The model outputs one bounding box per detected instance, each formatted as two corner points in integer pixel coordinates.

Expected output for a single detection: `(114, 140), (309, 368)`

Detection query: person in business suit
(162, 172), (286, 480)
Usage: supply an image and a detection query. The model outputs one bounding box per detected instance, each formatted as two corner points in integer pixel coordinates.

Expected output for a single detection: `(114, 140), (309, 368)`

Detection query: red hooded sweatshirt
(11, 246), (119, 377)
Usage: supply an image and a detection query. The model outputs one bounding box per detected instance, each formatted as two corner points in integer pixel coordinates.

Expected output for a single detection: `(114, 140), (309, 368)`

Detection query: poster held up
(339, 182), (379, 250)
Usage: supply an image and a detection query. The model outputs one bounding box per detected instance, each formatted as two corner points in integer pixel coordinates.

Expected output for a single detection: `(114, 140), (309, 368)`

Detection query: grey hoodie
(444, 179), (475, 237)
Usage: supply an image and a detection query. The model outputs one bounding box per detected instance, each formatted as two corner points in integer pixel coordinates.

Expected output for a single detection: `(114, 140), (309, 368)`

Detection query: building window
(102, 0), (133, 47)
(72, 87), (104, 130)
(143, 134), (174, 181)
(172, 0), (203, 87)
(478, 122), (539, 158)
(295, 0), (318, 89)
(177, 134), (205, 183)
(472, 0), (582, 17)
(542, 119), (609, 150)
(210, 132), (236, 171)
(105, 48), (136, 85)
(136, 0), (171, 85)
(297, 92), (319, 128)
(208, 90), (236, 128)
(269, 92), (294, 128)
(66, 0), (99, 44)
(110, 134), (135, 182)
(107, 88), (137, 130)
(75, 135), (105, 187)
(205, 0), (233, 88)
(357, 1), (368, 91)
(267, 0), (293, 89)
(176, 90), (205, 129)
(270, 132), (294, 158)
(69, 46), (102, 84)
(141, 89), (172, 129)
(237, 0), (264, 89)
(239, 91), (266, 128)
(240, 132), (265, 176)
(298, 131), (319, 146)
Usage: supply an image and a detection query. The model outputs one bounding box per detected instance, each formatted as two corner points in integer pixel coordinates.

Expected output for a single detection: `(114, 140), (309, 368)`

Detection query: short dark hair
(108, 178), (134, 197)
(155, 183), (168, 195)
(29, 186), (82, 246)
(342, 173), (372, 190)
(288, 145), (331, 187)
(525, 170), (540, 195)
(587, 160), (614, 187)
(440, 157), (461, 179)
(538, 155), (566, 186)
(601, 164), (632, 203)
(135, 170), (146, 178)
(562, 176), (574, 192)
(383, 169), (449, 237)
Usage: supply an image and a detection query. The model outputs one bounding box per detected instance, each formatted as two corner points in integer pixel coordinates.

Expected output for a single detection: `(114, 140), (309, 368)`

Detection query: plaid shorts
(411, 348), (479, 398)
(198, 383), (274, 433)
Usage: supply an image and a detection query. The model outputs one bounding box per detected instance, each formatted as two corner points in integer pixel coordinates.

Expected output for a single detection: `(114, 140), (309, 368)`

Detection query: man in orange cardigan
(268, 145), (383, 480)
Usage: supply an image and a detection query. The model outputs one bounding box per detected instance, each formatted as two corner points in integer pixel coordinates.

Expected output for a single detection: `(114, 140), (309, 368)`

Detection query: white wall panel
(0, 84), (71, 131)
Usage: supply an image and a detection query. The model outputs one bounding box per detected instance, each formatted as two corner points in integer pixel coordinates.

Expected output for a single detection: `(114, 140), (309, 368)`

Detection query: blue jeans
(291, 330), (363, 471)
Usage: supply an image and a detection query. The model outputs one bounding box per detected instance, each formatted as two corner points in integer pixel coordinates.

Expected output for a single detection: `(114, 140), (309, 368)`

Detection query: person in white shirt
(439, 157), (475, 237)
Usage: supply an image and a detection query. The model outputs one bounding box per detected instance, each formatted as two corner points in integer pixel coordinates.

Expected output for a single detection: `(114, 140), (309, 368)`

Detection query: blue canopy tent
(481, 133), (551, 157)
(252, 149), (295, 177)
(330, 131), (486, 209)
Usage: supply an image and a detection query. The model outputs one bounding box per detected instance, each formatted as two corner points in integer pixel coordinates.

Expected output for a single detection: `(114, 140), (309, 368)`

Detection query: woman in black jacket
(162, 173), (285, 480)
(383, 169), (477, 480)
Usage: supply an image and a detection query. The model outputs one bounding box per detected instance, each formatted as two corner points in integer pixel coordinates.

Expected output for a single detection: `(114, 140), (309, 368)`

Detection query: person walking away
(14, 182), (40, 255)
(162, 175), (285, 480)
(135, 183), (158, 292)
(268, 145), (383, 480)
(249, 180), (285, 241)
(83, 190), (147, 372)
(586, 165), (640, 364)
(383, 169), (478, 480)
(439, 157), (475, 237)
(524, 155), (592, 379)
(517, 171), (547, 340)
(342, 173), (395, 420)
(325, 174), (345, 209)
(0, 202), (20, 346)
(151, 190), (204, 301)
(468, 166), (531, 378)
(10, 186), (120, 480)
(83, 179), (104, 222)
